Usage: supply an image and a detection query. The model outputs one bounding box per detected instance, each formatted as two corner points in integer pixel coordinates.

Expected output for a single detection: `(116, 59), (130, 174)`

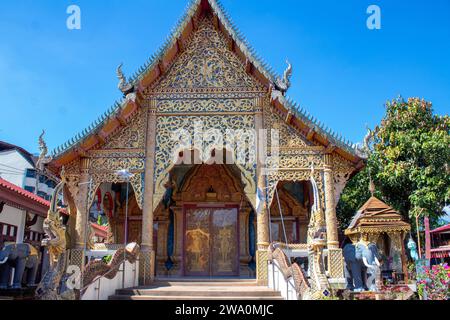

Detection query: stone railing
(81, 248), (140, 300)
(267, 244), (312, 300)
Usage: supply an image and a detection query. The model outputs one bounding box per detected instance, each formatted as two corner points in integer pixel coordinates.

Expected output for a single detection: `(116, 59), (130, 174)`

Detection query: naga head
(42, 169), (67, 266)
(283, 59), (292, 86)
(36, 130), (51, 171)
(116, 63), (134, 95)
(273, 59), (293, 94)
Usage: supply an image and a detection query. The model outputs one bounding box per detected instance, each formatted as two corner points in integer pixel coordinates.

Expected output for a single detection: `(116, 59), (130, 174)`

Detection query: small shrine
(345, 196), (411, 284)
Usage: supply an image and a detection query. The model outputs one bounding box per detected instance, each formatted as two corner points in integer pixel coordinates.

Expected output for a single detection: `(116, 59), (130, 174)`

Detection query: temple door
(184, 206), (239, 277)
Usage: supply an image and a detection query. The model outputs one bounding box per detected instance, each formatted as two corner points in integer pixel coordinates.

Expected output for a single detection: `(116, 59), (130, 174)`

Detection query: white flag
(256, 187), (264, 215)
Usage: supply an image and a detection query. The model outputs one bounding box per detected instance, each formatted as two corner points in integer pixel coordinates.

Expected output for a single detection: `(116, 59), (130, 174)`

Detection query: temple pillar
(239, 207), (251, 276)
(255, 98), (269, 285)
(156, 220), (169, 277)
(323, 154), (345, 279)
(70, 157), (91, 271)
(172, 207), (183, 275)
(140, 103), (157, 285)
(74, 157), (90, 249)
(323, 154), (339, 249)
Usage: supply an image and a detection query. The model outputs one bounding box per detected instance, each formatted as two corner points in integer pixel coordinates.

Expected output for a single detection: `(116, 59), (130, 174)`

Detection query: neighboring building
(0, 141), (58, 201)
(0, 178), (48, 247)
(425, 217), (450, 263)
(0, 177), (50, 288)
(45, 0), (365, 290)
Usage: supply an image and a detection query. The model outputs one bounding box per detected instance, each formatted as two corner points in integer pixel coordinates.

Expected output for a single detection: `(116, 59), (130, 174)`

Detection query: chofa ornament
(274, 60), (292, 94)
(117, 63), (135, 96)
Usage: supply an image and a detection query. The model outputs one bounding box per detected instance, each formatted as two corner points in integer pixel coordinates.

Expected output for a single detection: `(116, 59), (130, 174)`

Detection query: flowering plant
(417, 263), (450, 300)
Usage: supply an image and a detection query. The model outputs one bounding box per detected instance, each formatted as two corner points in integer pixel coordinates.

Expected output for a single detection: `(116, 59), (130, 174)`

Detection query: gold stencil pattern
(153, 17), (262, 92)
(156, 98), (255, 113)
(103, 108), (147, 149)
(154, 114), (256, 195)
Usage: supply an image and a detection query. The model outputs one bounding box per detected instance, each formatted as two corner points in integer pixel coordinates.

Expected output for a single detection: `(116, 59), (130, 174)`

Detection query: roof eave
(48, 0), (365, 169)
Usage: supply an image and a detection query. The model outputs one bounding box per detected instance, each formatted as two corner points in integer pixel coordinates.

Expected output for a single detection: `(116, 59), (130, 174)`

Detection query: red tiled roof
(431, 224), (450, 234)
(0, 177), (49, 207)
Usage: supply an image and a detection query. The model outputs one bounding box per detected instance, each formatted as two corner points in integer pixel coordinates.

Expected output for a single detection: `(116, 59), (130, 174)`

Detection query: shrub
(417, 263), (450, 300)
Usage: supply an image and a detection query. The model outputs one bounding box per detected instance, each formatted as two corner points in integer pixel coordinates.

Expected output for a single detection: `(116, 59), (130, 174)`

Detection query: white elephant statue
(343, 239), (382, 292)
(0, 243), (40, 289)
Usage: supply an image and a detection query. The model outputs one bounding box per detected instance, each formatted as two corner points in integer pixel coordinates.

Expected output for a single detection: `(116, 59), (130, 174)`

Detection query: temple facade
(47, 0), (364, 287)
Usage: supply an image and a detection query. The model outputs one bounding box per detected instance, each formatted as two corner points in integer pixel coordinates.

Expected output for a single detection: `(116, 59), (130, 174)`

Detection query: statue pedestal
(0, 286), (37, 300)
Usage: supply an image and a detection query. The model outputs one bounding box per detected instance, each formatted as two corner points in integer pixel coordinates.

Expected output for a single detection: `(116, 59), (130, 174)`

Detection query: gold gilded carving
(211, 209), (238, 275)
(264, 104), (315, 150)
(328, 248), (344, 278)
(102, 108), (147, 149)
(180, 165), (243, 203)
(277, 154), (325, 169)
(185, 209), (211, 274)
(87, 172), (144, 210)
(89, 156), (145, 172)
(152, 17), (263, 92)
(332, 154), (356, 204)
(156, 98), (256, 113)
(154, 114), (256, 202)
(256, 250), (269, 285)
(267, 170), (325, 210)
(216, 227), (233, 271)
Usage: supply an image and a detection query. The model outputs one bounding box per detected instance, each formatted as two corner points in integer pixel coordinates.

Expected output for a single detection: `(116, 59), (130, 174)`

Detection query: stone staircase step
(109, 295), (284, 301)
(137, 281), (258, 287)
(116, 288), (278, 297)
(110, 280), (283, 301)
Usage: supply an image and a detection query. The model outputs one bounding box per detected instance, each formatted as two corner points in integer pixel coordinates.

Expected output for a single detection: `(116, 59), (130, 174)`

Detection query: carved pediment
(265, 107), (317, 150)
(101, 108), (147, 150)
(153, 17), (262, 92)
(179, 164), (243, 203)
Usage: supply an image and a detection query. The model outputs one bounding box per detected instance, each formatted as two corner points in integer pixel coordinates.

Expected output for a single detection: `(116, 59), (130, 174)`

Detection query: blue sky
(0, 0), (449, 154)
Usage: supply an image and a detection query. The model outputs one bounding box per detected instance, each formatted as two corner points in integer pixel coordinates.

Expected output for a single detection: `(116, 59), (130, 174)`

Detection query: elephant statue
(343, 238), (382, 292)
(0, 243), (40, 289)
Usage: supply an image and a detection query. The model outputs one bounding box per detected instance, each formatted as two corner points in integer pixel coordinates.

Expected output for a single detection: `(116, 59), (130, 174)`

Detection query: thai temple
(36, 0), (369, 299)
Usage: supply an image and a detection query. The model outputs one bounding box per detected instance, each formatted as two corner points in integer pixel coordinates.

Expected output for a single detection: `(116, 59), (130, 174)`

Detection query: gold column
(239, 207), (251, 276)
(172, 207), (183, 275)
(156, 220), (169, 277)
(74, 157), (90, 249)
(323, 153), (339, 249)
(140, 101), (157, 284)
(255, 98), (269, 284)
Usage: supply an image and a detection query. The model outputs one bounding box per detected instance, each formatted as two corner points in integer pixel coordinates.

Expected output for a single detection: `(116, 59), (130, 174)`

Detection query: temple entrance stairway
(109, 279), (283, 300)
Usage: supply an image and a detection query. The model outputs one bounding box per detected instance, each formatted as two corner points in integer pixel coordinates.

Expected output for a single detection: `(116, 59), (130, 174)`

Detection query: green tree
(337, 97), (450, 230)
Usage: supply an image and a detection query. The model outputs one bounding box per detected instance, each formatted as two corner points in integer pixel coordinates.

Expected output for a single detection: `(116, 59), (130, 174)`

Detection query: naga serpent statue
(35, 169), (140, 300)
(35, 175), (72, 300)
(272, 60), (292, 97)
(117, 63), (135, 97)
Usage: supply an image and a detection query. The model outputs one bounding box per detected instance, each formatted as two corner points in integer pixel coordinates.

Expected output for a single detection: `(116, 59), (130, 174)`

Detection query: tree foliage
(337, 97), (450, 229)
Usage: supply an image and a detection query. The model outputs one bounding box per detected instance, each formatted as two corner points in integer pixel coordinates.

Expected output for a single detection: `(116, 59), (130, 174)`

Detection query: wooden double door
(183, 205), (239, 277)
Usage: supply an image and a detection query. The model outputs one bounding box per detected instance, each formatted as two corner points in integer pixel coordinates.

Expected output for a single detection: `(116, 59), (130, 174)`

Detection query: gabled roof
(0, 177), (49, 216)
(49, 0), (365, 169)
(0, 140), (36, 167)
(346, 196), (410, 235)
